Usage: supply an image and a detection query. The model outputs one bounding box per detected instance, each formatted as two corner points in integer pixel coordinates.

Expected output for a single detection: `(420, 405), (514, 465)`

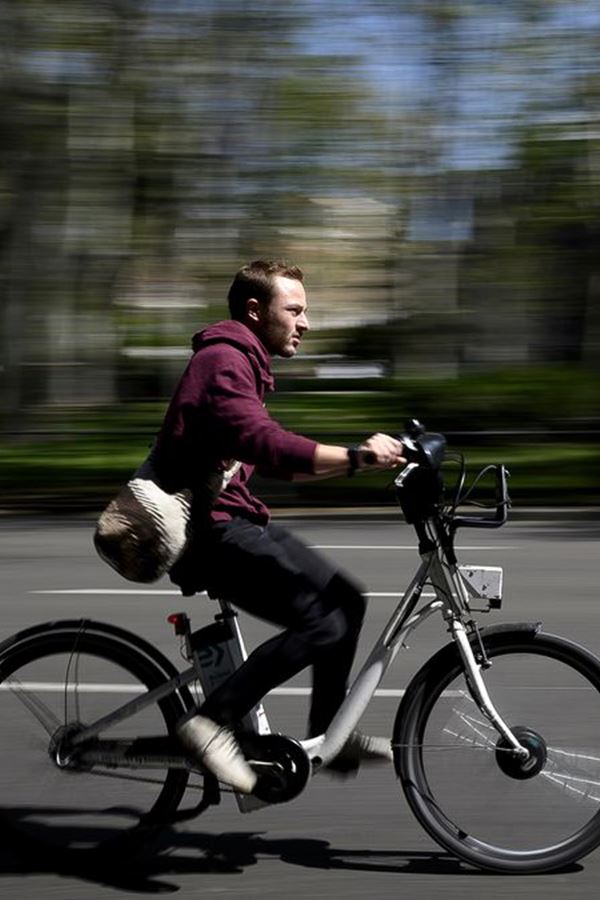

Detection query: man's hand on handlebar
(355, 433), (406, 472)
(305, 434), (405, 481)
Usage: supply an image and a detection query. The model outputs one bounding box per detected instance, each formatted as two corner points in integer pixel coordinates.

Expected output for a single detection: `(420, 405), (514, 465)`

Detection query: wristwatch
(347, 446), (361, 477)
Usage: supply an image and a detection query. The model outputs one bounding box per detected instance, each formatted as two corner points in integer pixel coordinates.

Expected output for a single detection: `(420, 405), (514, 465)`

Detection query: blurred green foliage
(1, 364), (598, 509)
(271, 366), (600, 432)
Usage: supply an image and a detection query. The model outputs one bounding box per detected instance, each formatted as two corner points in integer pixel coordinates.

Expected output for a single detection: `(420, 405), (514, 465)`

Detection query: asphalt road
(0, 513), (599, 899)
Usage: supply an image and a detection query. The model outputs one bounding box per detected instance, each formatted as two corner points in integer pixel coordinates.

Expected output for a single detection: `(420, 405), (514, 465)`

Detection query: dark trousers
(180, 518), (366, 737)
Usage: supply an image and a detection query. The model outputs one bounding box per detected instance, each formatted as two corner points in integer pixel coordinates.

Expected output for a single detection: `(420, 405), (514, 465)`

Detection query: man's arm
(199, 346), (404, 479)
(292, 433), (405, 482)
(202, 346), (318, 473)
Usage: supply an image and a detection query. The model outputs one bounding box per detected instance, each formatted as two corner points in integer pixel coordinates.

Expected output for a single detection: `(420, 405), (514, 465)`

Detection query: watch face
(347, 447), (360, 474)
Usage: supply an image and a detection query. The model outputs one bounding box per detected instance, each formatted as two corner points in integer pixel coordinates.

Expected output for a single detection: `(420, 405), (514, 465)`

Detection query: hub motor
(495, 726), (547, 780)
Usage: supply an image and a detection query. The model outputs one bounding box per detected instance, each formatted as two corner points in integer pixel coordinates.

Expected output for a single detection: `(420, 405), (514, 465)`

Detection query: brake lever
(394, 461), (420, 487)
(398, 435), (420, 464)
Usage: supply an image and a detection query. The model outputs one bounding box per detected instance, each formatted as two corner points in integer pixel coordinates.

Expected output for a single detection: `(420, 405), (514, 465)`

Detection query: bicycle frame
(61, 430), (529, 795)
(66, 527), (528, 790)
(67, 609), (268, 764)
(304, 541), (527, 769)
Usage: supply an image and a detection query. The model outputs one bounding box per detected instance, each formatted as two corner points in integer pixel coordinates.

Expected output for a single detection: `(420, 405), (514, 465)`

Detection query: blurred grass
(1, 366), (599, 510)
(1, 435), (597, 510)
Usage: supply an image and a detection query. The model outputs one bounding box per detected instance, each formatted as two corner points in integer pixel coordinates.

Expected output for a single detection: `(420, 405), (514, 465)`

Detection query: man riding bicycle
(153, 260), (405, 793)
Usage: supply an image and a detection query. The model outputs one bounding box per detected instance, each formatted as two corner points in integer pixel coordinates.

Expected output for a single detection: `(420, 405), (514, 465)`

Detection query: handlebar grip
(362, 451), (377, 465)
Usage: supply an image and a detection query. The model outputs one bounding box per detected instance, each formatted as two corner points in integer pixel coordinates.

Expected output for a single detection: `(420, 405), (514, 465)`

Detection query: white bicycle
(2, 420), (600, 874)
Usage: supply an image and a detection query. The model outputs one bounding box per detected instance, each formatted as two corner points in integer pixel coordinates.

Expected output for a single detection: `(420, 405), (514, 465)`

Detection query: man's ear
(246, 297), (261, 323)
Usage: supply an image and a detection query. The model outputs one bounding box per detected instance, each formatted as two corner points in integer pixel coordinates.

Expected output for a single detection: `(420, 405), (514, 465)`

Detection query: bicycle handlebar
(452, 463), (510, 529)
(395, 419), (510, 530)
(401, 432), (447, 470)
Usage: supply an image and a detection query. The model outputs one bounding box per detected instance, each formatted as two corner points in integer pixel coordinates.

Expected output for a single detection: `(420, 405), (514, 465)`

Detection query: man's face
(253, 276), (310, 358)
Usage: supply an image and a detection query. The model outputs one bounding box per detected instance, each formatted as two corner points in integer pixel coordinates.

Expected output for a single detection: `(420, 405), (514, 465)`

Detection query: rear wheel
(394, 629), (600, 873)
(0, 624), (190, 861)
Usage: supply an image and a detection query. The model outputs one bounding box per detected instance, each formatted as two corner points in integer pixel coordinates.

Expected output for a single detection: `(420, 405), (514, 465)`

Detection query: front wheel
(394, 628), (600, 874)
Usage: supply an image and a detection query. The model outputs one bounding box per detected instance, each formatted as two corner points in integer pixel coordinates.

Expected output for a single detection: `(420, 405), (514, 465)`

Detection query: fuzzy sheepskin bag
(94, 454), (240, 583)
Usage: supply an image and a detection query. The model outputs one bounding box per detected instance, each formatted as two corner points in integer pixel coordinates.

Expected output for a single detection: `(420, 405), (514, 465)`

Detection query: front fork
(448, 617), (529, 759)
(430, 555), (530, 760)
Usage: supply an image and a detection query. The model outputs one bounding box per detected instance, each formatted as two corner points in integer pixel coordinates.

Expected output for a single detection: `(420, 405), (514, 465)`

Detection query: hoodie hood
(191, 320), (274, 392)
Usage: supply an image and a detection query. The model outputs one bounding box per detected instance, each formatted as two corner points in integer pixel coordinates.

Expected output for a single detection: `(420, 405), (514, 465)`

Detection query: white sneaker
(177, 714), (257, 794)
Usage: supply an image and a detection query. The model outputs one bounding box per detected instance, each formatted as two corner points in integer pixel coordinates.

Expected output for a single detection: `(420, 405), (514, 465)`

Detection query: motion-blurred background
(1, 0), (599, 512)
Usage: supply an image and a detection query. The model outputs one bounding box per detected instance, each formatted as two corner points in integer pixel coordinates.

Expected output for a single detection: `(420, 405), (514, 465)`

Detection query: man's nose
(298, 313), (309, 332)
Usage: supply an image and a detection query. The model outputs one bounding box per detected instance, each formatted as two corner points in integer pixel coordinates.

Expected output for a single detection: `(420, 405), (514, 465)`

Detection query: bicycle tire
(0, 622), (191, 862)
(394, 627), (600, 874)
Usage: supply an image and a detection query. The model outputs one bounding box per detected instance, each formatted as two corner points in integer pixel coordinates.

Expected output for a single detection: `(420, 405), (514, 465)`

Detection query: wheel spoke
(3, 675), (61, 735)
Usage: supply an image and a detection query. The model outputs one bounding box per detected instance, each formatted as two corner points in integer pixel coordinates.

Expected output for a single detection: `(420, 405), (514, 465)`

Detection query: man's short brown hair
(227, 259), (304, 320)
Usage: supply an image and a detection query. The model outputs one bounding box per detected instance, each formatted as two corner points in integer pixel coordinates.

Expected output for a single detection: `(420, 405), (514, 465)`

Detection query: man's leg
(173, 518), (386, 788)
(197, 520), (355, 728)
(257, 526), (392, 771)
(305, 574), (366, 737)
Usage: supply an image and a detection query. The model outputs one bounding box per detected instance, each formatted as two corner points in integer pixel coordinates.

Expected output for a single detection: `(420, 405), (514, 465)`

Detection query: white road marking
(314, 545), (516, 551)
(0, 682), (146, 693)
(30, 589), (208, 595)
(0, 683), (468, 699)
(1, 682), (590, 696)
(30, 589), (436, 598)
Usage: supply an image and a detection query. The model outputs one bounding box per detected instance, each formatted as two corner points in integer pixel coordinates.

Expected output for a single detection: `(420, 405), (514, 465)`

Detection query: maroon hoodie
(153, 320), (317, 524)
